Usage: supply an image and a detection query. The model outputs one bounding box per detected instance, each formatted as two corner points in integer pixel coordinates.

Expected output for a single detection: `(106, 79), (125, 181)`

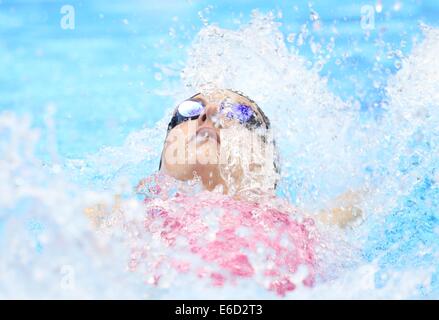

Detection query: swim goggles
(166, 94), (269, 133)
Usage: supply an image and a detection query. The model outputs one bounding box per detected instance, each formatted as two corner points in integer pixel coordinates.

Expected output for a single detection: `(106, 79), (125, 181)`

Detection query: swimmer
(151, 88), (364, 227)
(156, 89), (278, 195)
(87, 89), (364, 228)
(84, 89), (366, 293)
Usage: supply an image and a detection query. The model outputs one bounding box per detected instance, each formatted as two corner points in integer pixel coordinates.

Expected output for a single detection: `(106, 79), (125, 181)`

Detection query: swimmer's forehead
(191, 90), (256, 107)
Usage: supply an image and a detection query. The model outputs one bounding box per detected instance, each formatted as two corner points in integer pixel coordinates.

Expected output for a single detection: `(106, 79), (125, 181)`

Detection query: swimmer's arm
(84, 195), (122, 228)
(317, 204), (362, 228)
(84, 178), (154, 228)
(315, 189), (367, 228)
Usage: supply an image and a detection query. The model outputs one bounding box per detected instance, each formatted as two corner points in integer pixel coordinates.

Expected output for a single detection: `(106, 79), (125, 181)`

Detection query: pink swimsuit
(131, 174), (317, 296)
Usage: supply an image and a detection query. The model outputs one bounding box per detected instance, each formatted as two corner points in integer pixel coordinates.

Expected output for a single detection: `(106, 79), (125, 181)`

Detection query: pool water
(0, 0), (438, 299)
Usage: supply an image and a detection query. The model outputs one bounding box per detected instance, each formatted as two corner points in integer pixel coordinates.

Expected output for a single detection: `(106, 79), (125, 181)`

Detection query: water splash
(0, 14), (438, 299)
(181, 11), (364, 211)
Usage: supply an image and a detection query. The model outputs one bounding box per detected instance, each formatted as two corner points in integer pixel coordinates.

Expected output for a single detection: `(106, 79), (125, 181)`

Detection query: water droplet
(373, 80), (381, 89)
(297, 34), (304, 47)
(287, 33), (296, 43)
(310, 9), (319, 22)
(387, 51), (394, 59)
(169, 27), (176, 38)
(376, 2), (383, 13)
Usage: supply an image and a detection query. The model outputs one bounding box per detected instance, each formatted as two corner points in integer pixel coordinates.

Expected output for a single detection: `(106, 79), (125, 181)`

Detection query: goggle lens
(177, 100), (204, 117)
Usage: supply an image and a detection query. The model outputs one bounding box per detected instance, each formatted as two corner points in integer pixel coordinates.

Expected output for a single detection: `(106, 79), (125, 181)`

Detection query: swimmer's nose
(197, 103), (219, 127)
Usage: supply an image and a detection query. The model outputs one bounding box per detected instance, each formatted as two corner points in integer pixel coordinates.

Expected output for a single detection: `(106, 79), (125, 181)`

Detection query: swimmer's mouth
(193, 127), (220, 144)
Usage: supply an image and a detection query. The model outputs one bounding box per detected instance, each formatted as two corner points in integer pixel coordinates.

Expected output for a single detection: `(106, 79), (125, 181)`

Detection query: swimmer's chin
(160, 163), (226, 193)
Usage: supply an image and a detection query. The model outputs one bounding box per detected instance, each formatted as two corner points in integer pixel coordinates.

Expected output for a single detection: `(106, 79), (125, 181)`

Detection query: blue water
(1, 0), (438, 158)
(0, 0), (438, 298)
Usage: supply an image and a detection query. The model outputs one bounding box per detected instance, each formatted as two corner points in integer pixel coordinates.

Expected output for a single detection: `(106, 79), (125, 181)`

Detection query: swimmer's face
(160, 89), (274, 193)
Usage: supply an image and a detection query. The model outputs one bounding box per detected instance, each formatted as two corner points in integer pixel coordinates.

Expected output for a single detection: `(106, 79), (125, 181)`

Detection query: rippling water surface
(0, 0), (438, 299)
